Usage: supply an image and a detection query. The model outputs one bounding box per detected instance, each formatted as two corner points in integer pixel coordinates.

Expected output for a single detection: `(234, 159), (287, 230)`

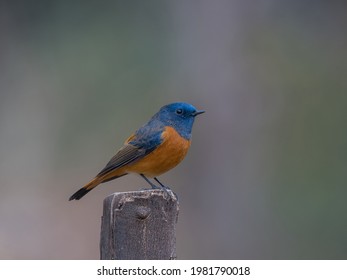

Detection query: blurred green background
(1, 0), (346, 259)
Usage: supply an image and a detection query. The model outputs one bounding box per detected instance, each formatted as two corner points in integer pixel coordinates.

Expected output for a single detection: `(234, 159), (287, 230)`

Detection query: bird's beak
(192, 110), (205, 117)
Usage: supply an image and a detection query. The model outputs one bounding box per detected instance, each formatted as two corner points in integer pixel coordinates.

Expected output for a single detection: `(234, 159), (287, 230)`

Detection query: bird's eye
(176, 108), (183, 115)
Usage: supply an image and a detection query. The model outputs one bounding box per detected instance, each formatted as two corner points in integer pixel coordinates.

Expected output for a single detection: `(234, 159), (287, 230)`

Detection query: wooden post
(100, 189), (179, 260)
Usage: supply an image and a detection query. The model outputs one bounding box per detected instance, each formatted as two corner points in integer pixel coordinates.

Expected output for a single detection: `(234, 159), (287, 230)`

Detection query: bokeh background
(1, 0), (346, 259)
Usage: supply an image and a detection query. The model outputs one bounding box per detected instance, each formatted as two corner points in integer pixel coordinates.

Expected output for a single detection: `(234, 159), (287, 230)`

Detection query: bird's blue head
(155, 102), (204, 140)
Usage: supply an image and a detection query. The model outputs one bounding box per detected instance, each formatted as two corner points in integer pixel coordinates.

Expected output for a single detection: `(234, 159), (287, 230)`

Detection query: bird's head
(156, 102), (204, 139)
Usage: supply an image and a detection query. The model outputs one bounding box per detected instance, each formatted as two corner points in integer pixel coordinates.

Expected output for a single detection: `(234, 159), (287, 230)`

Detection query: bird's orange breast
(125, 126), (191, 177)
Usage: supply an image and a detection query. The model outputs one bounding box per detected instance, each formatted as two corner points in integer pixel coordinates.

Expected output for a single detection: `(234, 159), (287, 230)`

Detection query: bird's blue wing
(96, 120), (164, 177)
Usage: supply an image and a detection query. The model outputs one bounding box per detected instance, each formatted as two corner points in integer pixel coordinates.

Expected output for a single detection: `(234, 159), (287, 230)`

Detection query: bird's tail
(69, 172), (127, 201)
(69, 177), (101, 201)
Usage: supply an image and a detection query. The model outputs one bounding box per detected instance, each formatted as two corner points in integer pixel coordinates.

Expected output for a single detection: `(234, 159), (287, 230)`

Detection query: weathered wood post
(100, 189), (179, 260)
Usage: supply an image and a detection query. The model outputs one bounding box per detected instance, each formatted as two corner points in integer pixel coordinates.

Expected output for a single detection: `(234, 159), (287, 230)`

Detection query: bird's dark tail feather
(69, 187), (92, 201)
(69, 174), (126, 201)
(69, 177), (101, 201)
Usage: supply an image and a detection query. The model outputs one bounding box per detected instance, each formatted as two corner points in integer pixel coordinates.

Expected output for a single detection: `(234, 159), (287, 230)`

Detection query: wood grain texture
(100, 189), (179, 260)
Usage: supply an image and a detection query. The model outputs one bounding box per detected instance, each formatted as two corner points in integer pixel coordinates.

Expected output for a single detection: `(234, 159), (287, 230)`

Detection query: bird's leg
(140, 174), (175, 200)
(140, 174), (160, 189)
(154, 177), (170, 190)
(154, 177), (178, 201)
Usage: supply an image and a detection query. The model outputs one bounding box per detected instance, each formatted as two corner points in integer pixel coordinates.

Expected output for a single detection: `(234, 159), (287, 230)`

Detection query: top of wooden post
(100, 189), (179, 260)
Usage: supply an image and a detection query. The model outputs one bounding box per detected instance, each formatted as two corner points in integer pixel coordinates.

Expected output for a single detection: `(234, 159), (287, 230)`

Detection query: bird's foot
(153, 177), (178, 201)
(140, 174), (178, 201)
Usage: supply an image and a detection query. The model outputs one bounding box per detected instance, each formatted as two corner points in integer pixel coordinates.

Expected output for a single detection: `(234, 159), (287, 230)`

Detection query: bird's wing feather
(96, 144), (148, 177)
(96, 121), (164, 178)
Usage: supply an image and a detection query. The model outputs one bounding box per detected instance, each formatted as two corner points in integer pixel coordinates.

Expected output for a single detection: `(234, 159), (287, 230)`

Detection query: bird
(69, 102), (204, 200)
